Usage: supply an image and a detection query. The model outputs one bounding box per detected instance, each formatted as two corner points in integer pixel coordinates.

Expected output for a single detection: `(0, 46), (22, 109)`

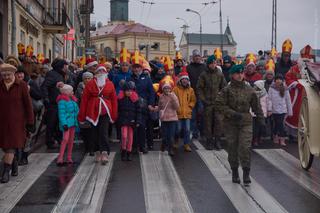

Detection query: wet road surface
(0, 139), (319, 213)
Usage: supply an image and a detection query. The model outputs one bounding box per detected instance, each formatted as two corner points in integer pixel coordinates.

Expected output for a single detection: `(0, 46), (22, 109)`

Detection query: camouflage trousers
(225, 122), (252, 169)
(203, 106), (223, 139)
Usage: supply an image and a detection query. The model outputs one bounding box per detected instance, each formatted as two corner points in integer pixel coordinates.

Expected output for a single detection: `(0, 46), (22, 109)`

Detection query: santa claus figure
(285, 45), (315, 142)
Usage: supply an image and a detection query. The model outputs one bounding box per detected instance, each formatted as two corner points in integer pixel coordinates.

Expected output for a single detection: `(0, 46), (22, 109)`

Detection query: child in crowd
(268, 74), (293, 146)
(158, 78), (180, 156)
(56, 84), (79, 165)
(173, 70), (196, 152)
(251, 80), (270, 146)
(117, 81), (140, 161)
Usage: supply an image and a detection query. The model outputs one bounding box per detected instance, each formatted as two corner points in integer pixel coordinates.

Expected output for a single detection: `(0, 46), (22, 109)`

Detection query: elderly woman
(78, 64), (118, 164)
(0, 64), (34, 183)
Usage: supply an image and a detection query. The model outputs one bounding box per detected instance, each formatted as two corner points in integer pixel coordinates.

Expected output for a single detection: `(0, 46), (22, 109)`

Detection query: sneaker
(95, 151), (101, 163)
(184, 144), (192, 152)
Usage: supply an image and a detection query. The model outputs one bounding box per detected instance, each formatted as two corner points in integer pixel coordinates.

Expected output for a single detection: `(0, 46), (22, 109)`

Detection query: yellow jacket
(173, 85), (196, 119)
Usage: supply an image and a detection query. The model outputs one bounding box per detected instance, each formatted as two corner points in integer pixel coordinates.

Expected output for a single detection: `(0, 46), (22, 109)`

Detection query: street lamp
(176, 17), (189, 34)
(186, 8), (202, 55)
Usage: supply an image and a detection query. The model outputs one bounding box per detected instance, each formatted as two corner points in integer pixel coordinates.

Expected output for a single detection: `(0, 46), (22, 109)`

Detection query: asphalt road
(1, 138), (320, 213)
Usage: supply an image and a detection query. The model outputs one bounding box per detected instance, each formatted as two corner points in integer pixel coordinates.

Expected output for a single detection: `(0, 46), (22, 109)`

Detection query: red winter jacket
(78, 78), (118, 126)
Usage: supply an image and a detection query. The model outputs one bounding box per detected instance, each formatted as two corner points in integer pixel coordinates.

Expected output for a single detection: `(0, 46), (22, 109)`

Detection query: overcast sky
(93, 0), (320, 55)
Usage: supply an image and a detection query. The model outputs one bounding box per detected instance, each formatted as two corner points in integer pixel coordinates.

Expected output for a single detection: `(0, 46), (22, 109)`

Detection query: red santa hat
(96, 64), (108, 73)
(86, 58), (98, 68)
(178, 68), (189, 82)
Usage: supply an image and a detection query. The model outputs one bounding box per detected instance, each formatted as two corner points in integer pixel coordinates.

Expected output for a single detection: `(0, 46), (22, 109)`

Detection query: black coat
(118, 97), (142, 126)
(41, 69), (74, 105)
(186, 62), (206, 92)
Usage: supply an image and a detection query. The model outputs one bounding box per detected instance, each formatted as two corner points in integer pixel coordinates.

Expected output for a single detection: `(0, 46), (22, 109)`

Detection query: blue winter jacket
(113, 70), (132, 94)
(57, 94), (79, 131)
(130, 73), (155, 106)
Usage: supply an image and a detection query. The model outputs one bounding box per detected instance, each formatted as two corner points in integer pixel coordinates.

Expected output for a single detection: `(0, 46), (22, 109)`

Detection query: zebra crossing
(1, 142), (320, 213)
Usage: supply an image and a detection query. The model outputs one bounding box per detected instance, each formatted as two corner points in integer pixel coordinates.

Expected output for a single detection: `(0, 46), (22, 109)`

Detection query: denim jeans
(177, 119), (191, 145)
(272, 113), (286, 137)
(191, 100), (203, 138)
(161, 121), (177, 147)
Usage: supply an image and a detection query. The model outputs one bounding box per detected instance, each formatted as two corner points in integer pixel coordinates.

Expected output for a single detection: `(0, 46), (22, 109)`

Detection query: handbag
(159, 101), (169, 120)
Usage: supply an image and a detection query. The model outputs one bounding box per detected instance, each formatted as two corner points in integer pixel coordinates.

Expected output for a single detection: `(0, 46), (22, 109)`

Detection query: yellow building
(90, 21), (175, 61)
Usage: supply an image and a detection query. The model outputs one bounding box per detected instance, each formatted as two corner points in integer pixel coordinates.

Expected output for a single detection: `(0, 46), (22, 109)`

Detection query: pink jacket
(158, 93), (180, 122)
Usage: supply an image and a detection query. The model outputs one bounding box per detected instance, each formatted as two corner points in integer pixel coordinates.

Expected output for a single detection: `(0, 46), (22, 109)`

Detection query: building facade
(90, 21), (175, 60)
(6, 0), (83, 62)
(0, 0), (9, 57)
(179, 22), (237, 61)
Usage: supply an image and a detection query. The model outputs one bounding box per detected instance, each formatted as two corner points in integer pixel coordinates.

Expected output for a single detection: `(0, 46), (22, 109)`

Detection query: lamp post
(176, 17), (189, 34)
(186, 8), (202, 55)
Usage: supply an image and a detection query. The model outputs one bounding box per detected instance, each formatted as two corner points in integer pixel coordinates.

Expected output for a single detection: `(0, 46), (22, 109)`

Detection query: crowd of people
(0, 39), (317, 185)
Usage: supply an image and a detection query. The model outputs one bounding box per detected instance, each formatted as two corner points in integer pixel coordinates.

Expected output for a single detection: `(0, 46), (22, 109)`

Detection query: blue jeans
(161, 121), (177, 147)
(177, 119), (191, 145)
(191, 100), (203, 138)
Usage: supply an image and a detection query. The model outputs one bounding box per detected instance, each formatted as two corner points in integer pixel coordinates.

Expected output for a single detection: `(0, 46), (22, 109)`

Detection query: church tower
(110, 0), (129, 22)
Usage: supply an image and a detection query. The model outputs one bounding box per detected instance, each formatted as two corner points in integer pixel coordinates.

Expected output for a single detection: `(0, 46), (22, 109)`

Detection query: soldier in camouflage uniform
(197, 55), (227, 150)
(215, 64), (264, 186)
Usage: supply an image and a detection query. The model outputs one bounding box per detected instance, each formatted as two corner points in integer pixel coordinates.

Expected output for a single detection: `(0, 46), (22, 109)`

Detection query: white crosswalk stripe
(52, 153), (115, 213)
(254, 149), (320, 199)
(140, 151), (194, 213)
(2, 146), (320, 212)
(193, 140), (288, 213)
(0, 153), (58, 213)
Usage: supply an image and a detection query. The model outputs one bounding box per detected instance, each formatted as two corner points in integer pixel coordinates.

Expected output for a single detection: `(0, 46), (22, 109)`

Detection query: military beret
(229, 64), (244, 75)
(0, 63), (17, 73)
(206, 55), (216, 64)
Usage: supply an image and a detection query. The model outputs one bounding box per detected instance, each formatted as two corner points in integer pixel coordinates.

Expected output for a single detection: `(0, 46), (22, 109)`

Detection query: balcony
(42, 7), (68, 34)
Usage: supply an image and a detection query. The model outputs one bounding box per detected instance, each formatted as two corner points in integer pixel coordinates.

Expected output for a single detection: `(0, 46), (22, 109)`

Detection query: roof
(186, 33), (236, 45)
(183, 21), (237, 46)
(91, 22), (172, 37)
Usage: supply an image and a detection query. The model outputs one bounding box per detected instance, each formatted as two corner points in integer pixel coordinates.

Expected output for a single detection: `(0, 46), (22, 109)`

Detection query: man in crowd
(197, 55), (227, 150)
(187, 49), (206, 140)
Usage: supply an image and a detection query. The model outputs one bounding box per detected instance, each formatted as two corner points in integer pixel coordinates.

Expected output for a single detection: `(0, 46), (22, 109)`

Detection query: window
(29, 36), (33, 47)
(37, 42), (41, 54)
(43, 44), (47, 57)
(20, 30), (26, 44)
(120, 42), (125, 49)
(100, 43), (104, 53)
(151, 42), (160, 51)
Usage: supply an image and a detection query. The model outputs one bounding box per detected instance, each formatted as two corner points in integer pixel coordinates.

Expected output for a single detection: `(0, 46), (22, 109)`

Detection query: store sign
(20, 15), (39, 37)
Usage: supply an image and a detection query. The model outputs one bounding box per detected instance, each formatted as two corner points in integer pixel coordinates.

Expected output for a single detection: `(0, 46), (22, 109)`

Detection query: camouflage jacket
(215, 79), (264, 125)
(196, 66), (227, 106)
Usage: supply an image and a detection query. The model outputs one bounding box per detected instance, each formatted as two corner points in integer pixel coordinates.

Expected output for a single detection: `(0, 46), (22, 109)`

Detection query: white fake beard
(96, 74), (107, 87)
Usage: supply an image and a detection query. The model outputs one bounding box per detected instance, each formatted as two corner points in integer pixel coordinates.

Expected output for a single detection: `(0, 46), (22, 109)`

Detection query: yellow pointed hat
(164, 56), (174, 72)
(282, 39), (293, 54)
(214, 48), (223, 60)
(265, 59), (275, 72)
(120, 48), (131, 64)
(245, 53), (257, 65)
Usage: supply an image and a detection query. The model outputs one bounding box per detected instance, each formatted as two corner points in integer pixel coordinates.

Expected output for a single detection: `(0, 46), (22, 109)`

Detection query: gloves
(232, 112), (243, 121)
(26, 124), (35, 133)
(63, 125), (69, 131)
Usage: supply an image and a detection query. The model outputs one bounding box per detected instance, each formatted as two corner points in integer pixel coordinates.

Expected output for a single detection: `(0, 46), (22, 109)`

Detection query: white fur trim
(87, 61), (98, 68)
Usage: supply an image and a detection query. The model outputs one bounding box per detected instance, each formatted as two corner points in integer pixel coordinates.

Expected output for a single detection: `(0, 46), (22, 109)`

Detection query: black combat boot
(243, 167), (251, 186)
(11, 157), (18, 176)
(121, 150), (126, 161)
(214, 137), (222, 151)
(231, 168), (240, 184)
(1, 163), (11, 183)
(126, 152), (132, 161)
(206, 138), (214, 150)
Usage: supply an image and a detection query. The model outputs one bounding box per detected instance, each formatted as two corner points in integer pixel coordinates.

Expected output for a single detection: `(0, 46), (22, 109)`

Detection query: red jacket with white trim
(78, 78), (118, 126)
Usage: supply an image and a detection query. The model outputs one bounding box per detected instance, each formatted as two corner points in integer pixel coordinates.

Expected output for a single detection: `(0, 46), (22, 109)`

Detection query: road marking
(193, 140), (287, 213)
(255, 149), (320, 199)
(52, 153), (115, 213)
(0, 153), (58, 213)
(140, 151), (194, 213)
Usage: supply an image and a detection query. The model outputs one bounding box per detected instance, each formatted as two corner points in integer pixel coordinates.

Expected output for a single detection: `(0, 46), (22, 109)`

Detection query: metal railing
(42, 7), (67, 26)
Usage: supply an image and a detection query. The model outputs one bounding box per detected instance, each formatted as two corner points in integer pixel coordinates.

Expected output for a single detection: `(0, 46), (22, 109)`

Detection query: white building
(179, 21), (237, 61)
